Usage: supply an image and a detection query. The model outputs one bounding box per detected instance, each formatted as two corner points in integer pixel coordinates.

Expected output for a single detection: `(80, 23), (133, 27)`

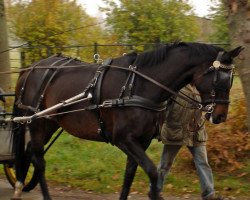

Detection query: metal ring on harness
(198, 103), (203, 110)
(94, 54), (103, 64)
(205, 104), (214, 114)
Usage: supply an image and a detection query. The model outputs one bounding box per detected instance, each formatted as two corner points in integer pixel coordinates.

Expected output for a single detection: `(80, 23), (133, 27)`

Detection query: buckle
(100, 100), (113, 108)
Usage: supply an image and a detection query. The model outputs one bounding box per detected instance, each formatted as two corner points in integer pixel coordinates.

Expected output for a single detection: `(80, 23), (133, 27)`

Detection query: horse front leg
(119, 139), (152, 200)
(119, 156), (138, 200)
(118, 139), (163, 200)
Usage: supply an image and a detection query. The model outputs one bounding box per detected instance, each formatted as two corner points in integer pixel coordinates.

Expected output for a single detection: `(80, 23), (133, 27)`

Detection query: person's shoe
(203, 195), (224, 200)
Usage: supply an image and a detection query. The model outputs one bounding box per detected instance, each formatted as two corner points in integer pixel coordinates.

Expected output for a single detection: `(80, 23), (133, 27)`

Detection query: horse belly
(57, 111), (106, 142)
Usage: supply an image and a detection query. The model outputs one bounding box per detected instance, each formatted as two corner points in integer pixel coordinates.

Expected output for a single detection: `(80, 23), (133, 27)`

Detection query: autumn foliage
(206, 98), (250, 172)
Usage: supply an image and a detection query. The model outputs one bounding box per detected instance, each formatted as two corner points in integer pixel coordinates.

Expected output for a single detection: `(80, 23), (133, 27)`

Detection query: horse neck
(134, 56), (198, 103)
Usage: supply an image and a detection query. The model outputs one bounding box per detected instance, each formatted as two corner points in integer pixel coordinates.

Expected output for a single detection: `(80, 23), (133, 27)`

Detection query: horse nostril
(205, 113), (211, 121)
(213, 118), (220, 124)
(214, 114), (226, 124)
(220, 114), (227, 122)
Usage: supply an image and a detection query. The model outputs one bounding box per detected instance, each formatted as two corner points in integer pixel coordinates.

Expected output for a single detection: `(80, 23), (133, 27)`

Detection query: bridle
(194, 51), (234, 113)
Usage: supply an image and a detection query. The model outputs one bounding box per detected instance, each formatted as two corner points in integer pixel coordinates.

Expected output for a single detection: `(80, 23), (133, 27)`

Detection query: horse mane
(135, 42), (224, 67)
(125, 52), (138, 63)
(52, 53), (87, 64)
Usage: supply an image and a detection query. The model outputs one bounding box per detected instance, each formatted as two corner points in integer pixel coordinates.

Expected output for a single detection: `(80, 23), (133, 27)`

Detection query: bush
(206, 98), (250, 172)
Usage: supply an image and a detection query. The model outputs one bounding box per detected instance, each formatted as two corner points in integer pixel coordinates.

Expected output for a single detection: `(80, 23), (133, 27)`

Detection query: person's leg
(188, 145), (216, 199)
(157, 145), (182, 192)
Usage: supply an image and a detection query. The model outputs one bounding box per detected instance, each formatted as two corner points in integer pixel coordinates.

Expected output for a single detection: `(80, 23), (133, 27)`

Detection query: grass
(44, 134), (127, 192)
(44, 135), (159, 193)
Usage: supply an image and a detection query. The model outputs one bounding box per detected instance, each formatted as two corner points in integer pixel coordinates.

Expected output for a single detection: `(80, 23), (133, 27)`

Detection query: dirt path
(0, 178), (199, 200)
(1, 178), (249, 200)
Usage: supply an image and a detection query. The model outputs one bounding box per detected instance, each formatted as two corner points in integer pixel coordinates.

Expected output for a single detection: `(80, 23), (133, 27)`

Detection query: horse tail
(11, 97), (26, 168)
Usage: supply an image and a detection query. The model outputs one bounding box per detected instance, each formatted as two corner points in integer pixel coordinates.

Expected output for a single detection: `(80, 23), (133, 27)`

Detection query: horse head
(193, 46), (244, 124)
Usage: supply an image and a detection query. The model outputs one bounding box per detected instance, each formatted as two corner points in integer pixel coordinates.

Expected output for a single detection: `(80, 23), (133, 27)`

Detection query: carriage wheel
(3, 125), (39, 192)
(3, 161), (39, 192)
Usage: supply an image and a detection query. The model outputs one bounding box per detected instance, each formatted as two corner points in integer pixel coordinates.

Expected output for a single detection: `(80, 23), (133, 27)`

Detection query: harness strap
(119, 65), (138, 98)
(99, 95), (167, 112)
(90, 58), (113, 144)
(34, 58), (75, 111)
(15, 56), (56, 107)
(119, 65), (134, 98)
(16, 56), (74, 113)
(92, 58), (113, 104)
(128, 65), (137, 96)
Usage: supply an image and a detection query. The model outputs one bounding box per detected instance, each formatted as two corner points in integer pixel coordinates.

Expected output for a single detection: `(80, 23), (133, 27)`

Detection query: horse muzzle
(205, 112), (227, 124)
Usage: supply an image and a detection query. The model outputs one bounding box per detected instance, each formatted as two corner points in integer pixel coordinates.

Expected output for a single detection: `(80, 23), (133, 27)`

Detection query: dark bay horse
(11, 42), (243, 200)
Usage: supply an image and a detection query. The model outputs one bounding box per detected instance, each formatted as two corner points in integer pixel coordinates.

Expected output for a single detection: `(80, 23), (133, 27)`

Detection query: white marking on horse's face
(209, 115), (214, 123)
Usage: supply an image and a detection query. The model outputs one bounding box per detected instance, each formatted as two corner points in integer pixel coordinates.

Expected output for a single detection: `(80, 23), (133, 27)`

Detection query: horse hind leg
(31, 144), (51, 200)
(29, 119), (58, 200)
(118, 139), (164, 200)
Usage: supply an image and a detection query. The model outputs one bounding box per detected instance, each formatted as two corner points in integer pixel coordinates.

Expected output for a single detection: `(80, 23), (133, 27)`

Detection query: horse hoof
(11, 194), (22, 200)
(12, 181), (24, 199)
(148, 191), (165, 200)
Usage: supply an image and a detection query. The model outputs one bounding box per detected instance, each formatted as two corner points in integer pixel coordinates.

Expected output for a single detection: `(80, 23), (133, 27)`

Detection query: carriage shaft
(6, 92), (92, 123)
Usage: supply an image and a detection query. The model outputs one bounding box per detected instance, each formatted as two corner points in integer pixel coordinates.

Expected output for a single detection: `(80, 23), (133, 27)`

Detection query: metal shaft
(7, 92), (92, 123)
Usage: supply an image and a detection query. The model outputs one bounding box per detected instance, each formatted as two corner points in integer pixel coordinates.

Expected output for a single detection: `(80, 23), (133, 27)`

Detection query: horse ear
(227, 46), (244, 58)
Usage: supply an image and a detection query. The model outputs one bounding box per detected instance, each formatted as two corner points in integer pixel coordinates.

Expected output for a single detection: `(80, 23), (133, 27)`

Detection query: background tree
(222, 0), (250, 130)
(7, 0), (104, 63)
(101, 0), (200, 50)
(0, 0), (11, 91)
(209, 1), (230, 44)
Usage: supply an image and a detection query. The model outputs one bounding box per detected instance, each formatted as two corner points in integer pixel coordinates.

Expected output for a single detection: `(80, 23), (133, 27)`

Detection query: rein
(9, 60), (215, 113)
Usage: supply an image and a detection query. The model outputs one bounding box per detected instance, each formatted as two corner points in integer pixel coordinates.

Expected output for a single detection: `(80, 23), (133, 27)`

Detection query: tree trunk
(224, 0), (250, 130)
(0, 0), (11, 91)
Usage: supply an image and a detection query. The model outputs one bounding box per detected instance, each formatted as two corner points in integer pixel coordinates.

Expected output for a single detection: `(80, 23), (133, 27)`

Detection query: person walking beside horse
(157, 84), (224, 200)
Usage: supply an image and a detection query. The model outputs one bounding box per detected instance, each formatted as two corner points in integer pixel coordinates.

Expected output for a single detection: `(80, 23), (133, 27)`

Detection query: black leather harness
(87, 58), (168, 143)
(16, 56), (167, 143)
